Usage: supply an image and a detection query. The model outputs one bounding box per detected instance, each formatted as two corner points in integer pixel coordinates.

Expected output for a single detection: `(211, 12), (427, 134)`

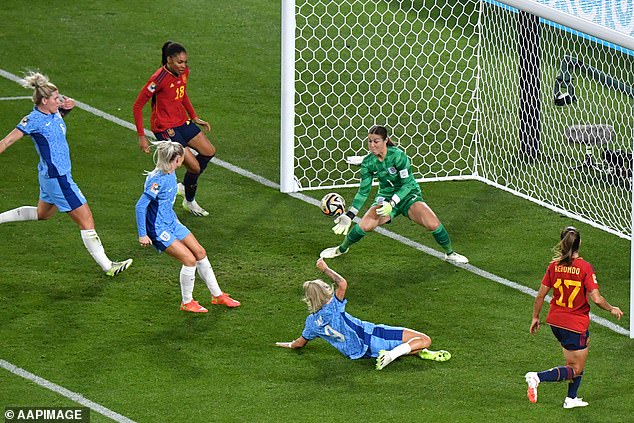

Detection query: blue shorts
(154, 120), (201, 146)
(39, 173), (87, 212)
(551, 325), (589, 351)
(150, 222), (191, 251)
(364, 324), (404, 358)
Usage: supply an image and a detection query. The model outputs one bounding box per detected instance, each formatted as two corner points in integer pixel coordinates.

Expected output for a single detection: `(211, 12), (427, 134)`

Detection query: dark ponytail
(161, 41), (187, 65)
(553, 226), (581, 265)
(368, 125), (395, 146)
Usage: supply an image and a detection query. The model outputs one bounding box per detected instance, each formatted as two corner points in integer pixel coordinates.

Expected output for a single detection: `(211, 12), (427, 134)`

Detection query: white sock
(180, 265), (196, 304)
(389, 342), (412, 360)
(0, 206), (38, 224)
(80, 229), (112, 271)
(196, 256), (222, 297)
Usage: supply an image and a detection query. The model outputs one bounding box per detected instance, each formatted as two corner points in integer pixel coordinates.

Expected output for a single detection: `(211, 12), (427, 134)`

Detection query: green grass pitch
(0, 1), (633, 422)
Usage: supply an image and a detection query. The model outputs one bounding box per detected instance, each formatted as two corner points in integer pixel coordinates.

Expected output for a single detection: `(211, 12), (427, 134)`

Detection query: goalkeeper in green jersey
(320, 125), (468, 264)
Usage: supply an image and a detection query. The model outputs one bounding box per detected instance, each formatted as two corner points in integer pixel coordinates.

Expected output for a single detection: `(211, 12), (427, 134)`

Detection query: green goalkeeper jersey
(350, 146), (421, 213)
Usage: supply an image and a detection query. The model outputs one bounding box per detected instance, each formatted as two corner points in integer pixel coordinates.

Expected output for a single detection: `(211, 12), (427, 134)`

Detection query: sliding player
(276, 258), (451, 369)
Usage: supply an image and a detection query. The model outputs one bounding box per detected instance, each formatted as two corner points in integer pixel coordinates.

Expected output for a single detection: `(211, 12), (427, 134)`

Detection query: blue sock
(537, 365), (574, 382)
(567, 372), (583, 398)
(183, 155), (213, 201)
(183, 172), (199, 202)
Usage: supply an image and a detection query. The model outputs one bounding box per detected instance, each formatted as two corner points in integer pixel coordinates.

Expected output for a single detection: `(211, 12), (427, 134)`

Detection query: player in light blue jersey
(0, 72), (132, 276)
(276, 258), (451, 369)
(135, 141), (240, 312)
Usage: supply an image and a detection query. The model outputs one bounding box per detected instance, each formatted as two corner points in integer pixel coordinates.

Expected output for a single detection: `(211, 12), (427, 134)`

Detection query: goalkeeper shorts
(373, 191), (423, 218)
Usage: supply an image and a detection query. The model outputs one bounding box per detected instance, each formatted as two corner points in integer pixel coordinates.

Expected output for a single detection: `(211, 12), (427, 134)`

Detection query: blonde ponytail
(22, 72), (57, 105)
(147, 141), (184, 175)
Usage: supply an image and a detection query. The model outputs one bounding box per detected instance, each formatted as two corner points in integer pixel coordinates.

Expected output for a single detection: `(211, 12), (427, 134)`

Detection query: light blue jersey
(135, 171), (189, 251)
(16, 107), (71, 178)
(301, 296), (403, 359)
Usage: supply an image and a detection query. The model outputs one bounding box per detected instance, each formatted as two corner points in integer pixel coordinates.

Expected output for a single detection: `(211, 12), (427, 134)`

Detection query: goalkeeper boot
(444, 251), (469, 264)
(525, 372), (540, 403)
(177, 182), (185, 198)
(320, 246), (348, 259)
(418, 349), (451, 362)
(183, 199), (209, 217)
(375, 350), (396, 370)
(563, 397), (588, 409)
(106, 258), (133, 276)
(180, 299), (208, 313)
(211, 293), (241, 308)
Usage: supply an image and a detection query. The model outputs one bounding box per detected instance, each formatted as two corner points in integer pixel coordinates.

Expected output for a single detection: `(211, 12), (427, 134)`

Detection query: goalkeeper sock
(340, 225), (366, 251)
(196, 256), (222, 297)
(180, 265), (196, 304)
(80, 229), (112, 271)
(538, 365), (574, 382)
(0, 206), (38, 224)
(431, 224), (453, 254)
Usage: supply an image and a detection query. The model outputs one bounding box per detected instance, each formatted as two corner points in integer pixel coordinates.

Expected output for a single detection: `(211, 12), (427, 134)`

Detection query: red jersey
(542, 257), (599, 333)
(133, 66), (197, 136)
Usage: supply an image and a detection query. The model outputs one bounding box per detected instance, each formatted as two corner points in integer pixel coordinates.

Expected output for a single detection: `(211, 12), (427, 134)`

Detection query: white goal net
(479, 0), (634, 239)
(288, 0), (478, 191)
(282, 0), (634, 244)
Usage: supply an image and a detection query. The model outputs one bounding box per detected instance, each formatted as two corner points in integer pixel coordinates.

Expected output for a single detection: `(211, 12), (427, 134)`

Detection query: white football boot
(320, 246), (348, 259)
(444, 251), (469, 264)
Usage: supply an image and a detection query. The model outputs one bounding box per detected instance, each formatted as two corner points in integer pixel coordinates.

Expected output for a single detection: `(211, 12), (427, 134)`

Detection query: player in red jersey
(133, 41), (215, 217)
(524, 226), (623, 409)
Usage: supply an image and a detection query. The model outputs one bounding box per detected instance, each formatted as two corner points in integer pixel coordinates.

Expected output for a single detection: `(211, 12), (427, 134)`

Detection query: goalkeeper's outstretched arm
(332, 167), (372, 235)
(349, 167), (373, 213)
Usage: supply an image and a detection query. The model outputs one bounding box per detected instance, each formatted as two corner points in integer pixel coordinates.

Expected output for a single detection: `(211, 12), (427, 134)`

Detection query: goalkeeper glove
(376, 199), (396, 217)
(332, 211), (355, 235)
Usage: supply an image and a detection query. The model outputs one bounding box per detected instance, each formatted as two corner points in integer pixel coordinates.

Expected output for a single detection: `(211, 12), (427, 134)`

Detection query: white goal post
(280, 0), (634, 337)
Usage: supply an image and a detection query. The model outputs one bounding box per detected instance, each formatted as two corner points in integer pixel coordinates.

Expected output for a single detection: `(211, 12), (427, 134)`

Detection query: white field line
(0, 66), (628, 391)
(0, 359), (137, 423)
(0, 96), (32, 101)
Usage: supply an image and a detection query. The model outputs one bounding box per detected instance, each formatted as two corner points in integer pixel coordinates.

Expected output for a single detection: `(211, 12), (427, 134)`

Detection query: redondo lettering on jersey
(554, 265), (581, 275)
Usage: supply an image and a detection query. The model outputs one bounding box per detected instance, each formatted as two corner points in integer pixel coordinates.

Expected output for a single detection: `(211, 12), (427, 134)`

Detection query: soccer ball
(320, 192), (346, 217)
